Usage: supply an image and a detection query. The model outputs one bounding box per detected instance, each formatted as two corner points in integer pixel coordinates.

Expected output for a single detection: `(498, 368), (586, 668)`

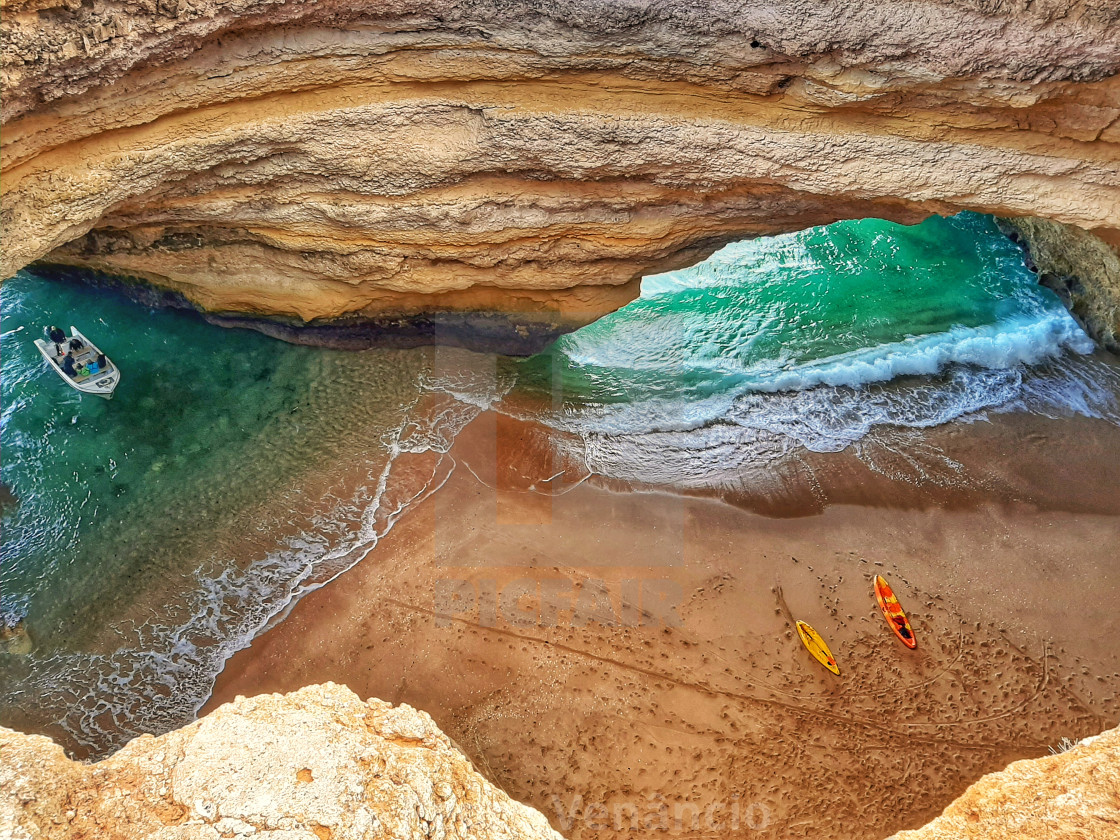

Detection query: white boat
(34, 325), (121, 399)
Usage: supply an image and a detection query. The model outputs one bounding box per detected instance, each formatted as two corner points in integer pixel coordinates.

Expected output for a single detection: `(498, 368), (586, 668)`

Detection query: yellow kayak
(796, 620), (840, 675)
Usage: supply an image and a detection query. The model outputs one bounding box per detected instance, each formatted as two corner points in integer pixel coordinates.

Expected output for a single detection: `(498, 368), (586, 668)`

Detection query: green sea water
(517, 212), (1093, 436)
(0, 270), (473, 756)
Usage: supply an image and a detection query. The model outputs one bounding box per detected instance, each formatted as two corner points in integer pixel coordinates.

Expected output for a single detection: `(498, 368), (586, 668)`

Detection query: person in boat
(96, 353), (108, 371)
(61, 351), (80, 379)
(48, 326), (66, 355)
(69, 337), (85, 352)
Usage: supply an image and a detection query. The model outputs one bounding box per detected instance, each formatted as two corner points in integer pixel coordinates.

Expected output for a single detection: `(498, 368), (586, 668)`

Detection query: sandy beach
(207, 398), (1120, 839)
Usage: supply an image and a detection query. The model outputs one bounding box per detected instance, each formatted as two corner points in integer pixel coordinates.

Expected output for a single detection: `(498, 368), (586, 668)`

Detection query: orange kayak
(874, 575), (916, 649)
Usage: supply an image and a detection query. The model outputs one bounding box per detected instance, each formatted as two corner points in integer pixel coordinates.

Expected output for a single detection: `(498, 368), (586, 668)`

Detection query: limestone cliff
(2, 0), (1120, 342)
(888, 725), (1120, 840)
(0, 683), (562, 840)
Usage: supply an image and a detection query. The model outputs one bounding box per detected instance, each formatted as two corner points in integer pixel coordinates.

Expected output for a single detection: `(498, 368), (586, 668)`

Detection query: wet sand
(207, 405), (1120, 838)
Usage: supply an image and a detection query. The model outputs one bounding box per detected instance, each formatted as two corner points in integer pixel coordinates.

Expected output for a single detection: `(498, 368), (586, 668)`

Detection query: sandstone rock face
(888, 724), (1120, 840)
(2, 1), (1120, 339)
(0, 683), (563, 840)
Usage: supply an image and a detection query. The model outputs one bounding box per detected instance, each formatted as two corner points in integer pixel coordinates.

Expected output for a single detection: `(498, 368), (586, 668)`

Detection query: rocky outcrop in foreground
(0, 683), (562, 840)
(2, 684), (1117, 840)
(889, 724), (1120, 840)
(3, 1), (1120, 344)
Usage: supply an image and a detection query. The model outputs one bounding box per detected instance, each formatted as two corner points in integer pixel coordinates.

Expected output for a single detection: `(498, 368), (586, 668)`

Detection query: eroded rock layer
(0, 683), (562, 840)
(2, 0), (1120, 339)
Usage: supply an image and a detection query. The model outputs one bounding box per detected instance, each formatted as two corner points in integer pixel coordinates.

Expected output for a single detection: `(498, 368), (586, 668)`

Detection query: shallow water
(0, 271), (484, 756)
(2, 213), (1118, 758)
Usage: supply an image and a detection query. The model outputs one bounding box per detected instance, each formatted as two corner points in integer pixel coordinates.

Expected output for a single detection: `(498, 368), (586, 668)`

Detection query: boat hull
(796, 619), (840, 675)
(34, 326), (120, 398)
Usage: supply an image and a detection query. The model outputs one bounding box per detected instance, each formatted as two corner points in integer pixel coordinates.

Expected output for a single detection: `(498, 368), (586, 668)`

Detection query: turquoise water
(517, 213), (1094, 437)
(2, 213), (1116, 758)
(0, 270), (469, 756)
(507, 212), (1118, 488)
(1, 271), (409, 634)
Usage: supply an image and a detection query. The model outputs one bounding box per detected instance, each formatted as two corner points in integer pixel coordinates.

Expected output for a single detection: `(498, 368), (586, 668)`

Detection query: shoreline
(206, 402), (1120, 839)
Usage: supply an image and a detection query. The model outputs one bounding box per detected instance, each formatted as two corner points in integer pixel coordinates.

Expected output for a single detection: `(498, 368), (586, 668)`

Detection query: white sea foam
(740, 311), (1094, 394)
(0, 373), (505, 759)
(538, 308), (1096, 441)
(540, 353), (1120, 494)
